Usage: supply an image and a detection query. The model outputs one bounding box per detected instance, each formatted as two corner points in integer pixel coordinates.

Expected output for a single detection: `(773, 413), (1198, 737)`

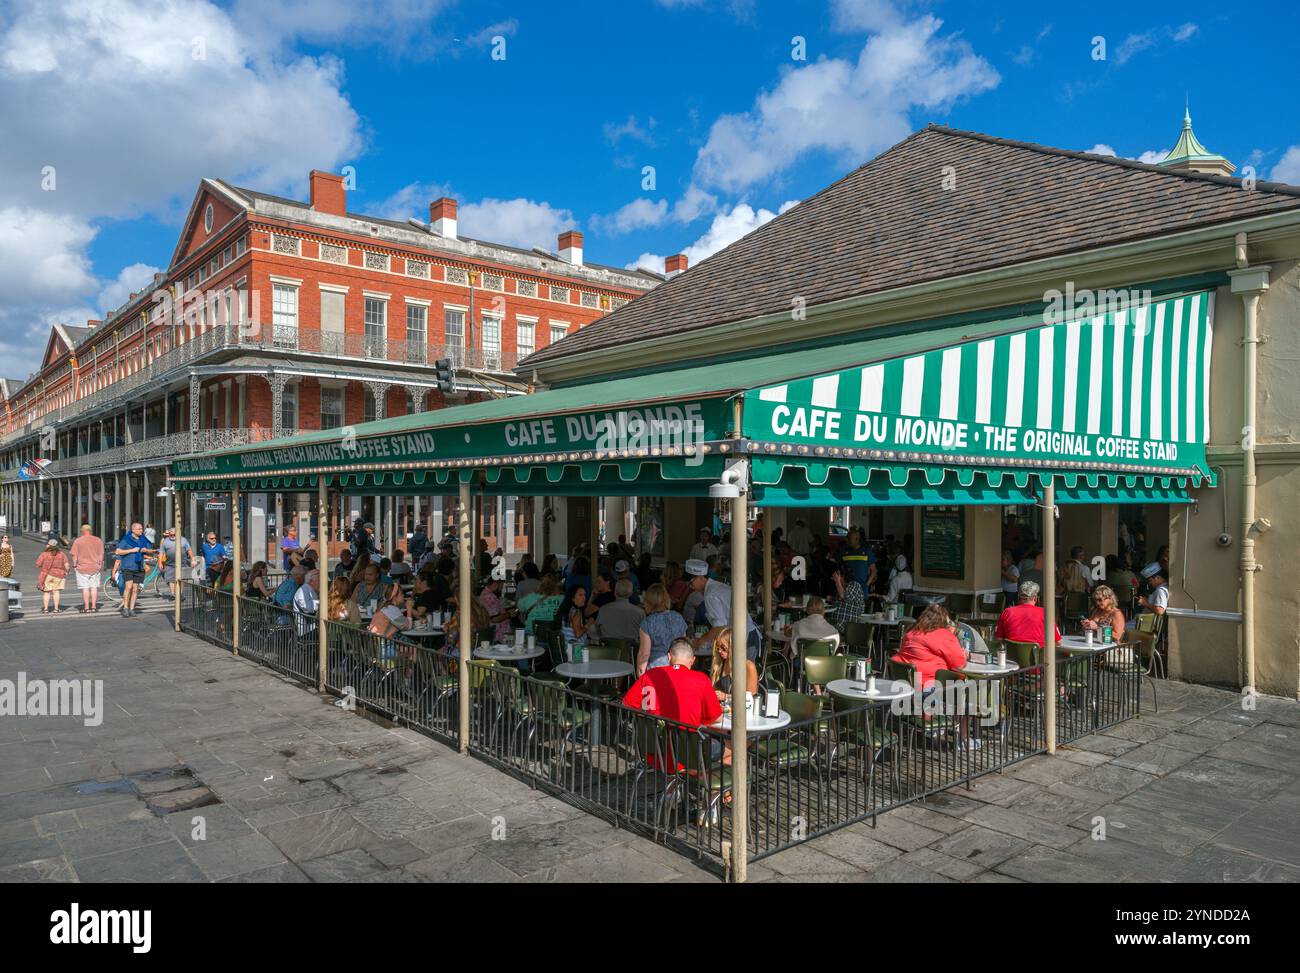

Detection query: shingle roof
(523, 124), (1300, 368)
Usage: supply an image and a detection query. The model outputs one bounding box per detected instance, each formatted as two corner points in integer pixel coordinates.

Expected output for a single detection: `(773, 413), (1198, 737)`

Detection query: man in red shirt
(995, 579), (1061, 647)
(623, 639), (723, 768)
(623, 639), (722, 726)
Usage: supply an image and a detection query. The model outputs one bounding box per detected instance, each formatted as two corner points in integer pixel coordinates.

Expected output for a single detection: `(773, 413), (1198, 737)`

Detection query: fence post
(318, 475), (329, 694)
(1043, 477), (1057, 755)
(458, 479), (472, 752)
(231, 483), (241, 655)
(173, 482), (182, 632)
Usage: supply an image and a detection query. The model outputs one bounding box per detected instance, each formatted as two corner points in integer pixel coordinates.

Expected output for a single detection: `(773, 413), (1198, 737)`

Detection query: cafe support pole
(1043, 477), (1057, 755)
(231, 484), (241, 655)
(318, 476), (329, 694)
(458, 479), (472, 753)
(729, 398), (748, 884)
(762, 515), (773, 636)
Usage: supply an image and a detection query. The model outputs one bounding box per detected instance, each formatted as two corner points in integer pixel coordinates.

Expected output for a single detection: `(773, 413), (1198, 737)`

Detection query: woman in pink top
(892, 604), (968, 689)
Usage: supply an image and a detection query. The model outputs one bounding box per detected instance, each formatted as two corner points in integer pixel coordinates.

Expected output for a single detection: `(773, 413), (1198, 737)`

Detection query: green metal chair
(1062, 592), (1089, 631)
(793, 637), (837, 692)
(827, 687), (895, 817)
(803, 654), (847, 695)
(664, 725), (732, 829)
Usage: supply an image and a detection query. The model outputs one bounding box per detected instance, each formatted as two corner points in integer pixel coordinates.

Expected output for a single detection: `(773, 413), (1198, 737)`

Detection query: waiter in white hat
(684, 558), (761, 660)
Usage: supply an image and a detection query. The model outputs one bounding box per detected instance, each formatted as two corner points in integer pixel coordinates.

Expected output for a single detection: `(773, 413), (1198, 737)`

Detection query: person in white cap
(877, 553), (913, 606)
(1138, 564), (1169, 616)
(684, 558), (760, 660)
(612, 558), (641, 604)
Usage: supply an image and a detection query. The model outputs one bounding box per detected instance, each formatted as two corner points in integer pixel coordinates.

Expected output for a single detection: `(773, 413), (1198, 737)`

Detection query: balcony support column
(269, 372), (287, 440)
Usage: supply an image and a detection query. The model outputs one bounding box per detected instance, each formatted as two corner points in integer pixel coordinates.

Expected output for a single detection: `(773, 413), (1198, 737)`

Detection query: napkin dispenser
(762, 689), (780, 719)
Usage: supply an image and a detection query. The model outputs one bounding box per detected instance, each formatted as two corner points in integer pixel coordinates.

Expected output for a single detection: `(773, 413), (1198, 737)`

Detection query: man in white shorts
(68, 524), (105, 614)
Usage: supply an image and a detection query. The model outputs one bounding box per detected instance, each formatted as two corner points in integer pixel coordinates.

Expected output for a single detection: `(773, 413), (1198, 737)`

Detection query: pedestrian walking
(114, 521), (153, 617)
(69, 524), (105, 614)
(159, 527), (196, 595)
(35, 538), (69, 614)
(0, 535), (13, 578)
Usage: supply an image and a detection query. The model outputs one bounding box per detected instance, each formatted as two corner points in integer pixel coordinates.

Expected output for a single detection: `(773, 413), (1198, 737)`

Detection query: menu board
(920, 506), (965, 579)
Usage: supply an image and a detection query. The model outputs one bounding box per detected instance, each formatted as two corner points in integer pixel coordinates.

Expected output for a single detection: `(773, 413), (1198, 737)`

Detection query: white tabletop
(961, 659), (1020, 675)
(474, 644), (545, 660)
(1059, 635), (1119, 653)
(857, 612), (906, 625)
(826, 677), (913, 702)
(554, 660), (634, 680)
(766, 628), (790, 642)
(402, 626), (445, 639)
(712, 709), (791, 733)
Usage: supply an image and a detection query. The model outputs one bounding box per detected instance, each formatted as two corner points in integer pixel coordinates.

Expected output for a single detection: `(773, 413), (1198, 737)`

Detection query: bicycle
(101, 558), (167, 605)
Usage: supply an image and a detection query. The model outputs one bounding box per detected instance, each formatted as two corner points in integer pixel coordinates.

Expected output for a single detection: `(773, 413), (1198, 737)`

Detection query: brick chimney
(430, 197), (458, 239)
(558, 230), (583, 267)
(665, 253), (688, 277)
(309, 170), (347, 216)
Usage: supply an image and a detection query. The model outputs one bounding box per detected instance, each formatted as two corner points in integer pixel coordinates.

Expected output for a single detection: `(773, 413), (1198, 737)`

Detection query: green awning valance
(744, 291), (1215, 494)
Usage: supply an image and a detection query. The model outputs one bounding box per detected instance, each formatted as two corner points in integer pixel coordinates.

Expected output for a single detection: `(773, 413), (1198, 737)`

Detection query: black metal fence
(176, 583), (1140, 870)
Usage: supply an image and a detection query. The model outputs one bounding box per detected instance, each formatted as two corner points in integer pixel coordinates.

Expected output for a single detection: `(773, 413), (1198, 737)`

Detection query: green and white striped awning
(744, 290), (1214, 499)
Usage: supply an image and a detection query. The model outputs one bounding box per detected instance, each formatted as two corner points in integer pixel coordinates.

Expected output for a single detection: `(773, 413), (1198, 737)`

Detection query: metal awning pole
(729, 398), (748, 883)
(172, 480), (182, 632)
(1043, 477), (1057, 755)
(458, 478), (472, 753)
(318, 476), (329, 694)
(762, 512), (772, 637)
(231, 483), (241, 655)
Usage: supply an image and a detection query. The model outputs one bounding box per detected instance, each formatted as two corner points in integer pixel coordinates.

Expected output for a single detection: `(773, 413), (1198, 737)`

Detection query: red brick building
(1, 170), (670, 556)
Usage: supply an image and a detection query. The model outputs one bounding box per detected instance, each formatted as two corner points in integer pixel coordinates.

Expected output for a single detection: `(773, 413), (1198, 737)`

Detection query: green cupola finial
(1158, 104), (1235, 177)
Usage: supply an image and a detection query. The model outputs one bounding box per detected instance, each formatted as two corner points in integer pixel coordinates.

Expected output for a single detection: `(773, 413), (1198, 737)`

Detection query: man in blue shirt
(201, 531), (226, 585)
(114, 521), (154, 617)
(280, 527), (300, 571)
(273, 566), (304, 608)
(838, 527), (876, 595)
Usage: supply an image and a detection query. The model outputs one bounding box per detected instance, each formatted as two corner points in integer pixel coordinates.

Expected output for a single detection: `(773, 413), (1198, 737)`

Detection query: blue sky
(2, 0), (1298, 378)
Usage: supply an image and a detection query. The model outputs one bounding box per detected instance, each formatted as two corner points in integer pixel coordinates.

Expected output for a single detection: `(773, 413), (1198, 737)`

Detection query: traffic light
(434, 358), (454, 392)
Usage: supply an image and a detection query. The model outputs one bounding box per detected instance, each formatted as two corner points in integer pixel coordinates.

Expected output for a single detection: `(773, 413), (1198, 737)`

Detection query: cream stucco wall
(1169, 261), (1300, 698)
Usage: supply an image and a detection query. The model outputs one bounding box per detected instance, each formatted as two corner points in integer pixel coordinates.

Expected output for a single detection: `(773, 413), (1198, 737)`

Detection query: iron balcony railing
(1, 322), (520, 447)
(40, 428), (297, 474)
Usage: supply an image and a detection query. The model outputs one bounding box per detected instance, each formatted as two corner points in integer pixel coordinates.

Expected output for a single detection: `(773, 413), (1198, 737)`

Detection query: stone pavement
(1, 541), (1298, 882)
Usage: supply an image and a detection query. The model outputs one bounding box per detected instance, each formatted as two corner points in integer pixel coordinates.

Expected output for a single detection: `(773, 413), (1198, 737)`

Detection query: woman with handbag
(36, 538), (69, 614)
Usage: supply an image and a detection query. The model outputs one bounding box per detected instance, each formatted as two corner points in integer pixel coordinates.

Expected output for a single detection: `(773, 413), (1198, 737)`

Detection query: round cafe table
(1058, 635), (1119, 654)
(961, 658), (1020, 675)
(711, 709), (791, 733)
(554, 660), (634, 680)
(826, 677), (912, 702)
(401, 625), (445, 640)
(473, 644), (544, 661)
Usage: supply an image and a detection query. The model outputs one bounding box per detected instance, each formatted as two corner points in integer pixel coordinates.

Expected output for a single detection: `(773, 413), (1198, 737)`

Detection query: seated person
(622, 638), (724, 765)
(559, 584), (593, 643)
(710, 627), (758, 699)
(876, 554), (913, 605)
(786, 596), (841, 650)
(387, 550), (413, 580)
(1081, 583), (1126, 640)
(595, 579), (645, 645)
(523, 575), (564, 634)
(408, 572), (442, 624)
(892, 604), (968, 689)
(995, 579), (1061, 648)
(1138, 565), (1169, 617)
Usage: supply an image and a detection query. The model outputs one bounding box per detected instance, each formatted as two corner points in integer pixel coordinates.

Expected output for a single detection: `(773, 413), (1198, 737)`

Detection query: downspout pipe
(1228, 233), (1269, 696)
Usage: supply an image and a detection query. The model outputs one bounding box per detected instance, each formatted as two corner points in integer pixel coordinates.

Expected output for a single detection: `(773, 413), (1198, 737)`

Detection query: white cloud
(604, 115), (657, 146)
(458, 198), (577, 251)
(371, 181), (454, 223)
(1172, 23), (1198, 42)
(0, 0), (376, 378)
(1084, 144), (1165, 165)
(692, 10), (999, 193)
(1273, 147), (1300, 185)
(628, 200), (797, 272)
(0, 208), (97, 305)
(229, 0), (456, 56)
(97, 263), (164, 313)
(1115, 32), (1156, 65)
(593, 186), (718, 236)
